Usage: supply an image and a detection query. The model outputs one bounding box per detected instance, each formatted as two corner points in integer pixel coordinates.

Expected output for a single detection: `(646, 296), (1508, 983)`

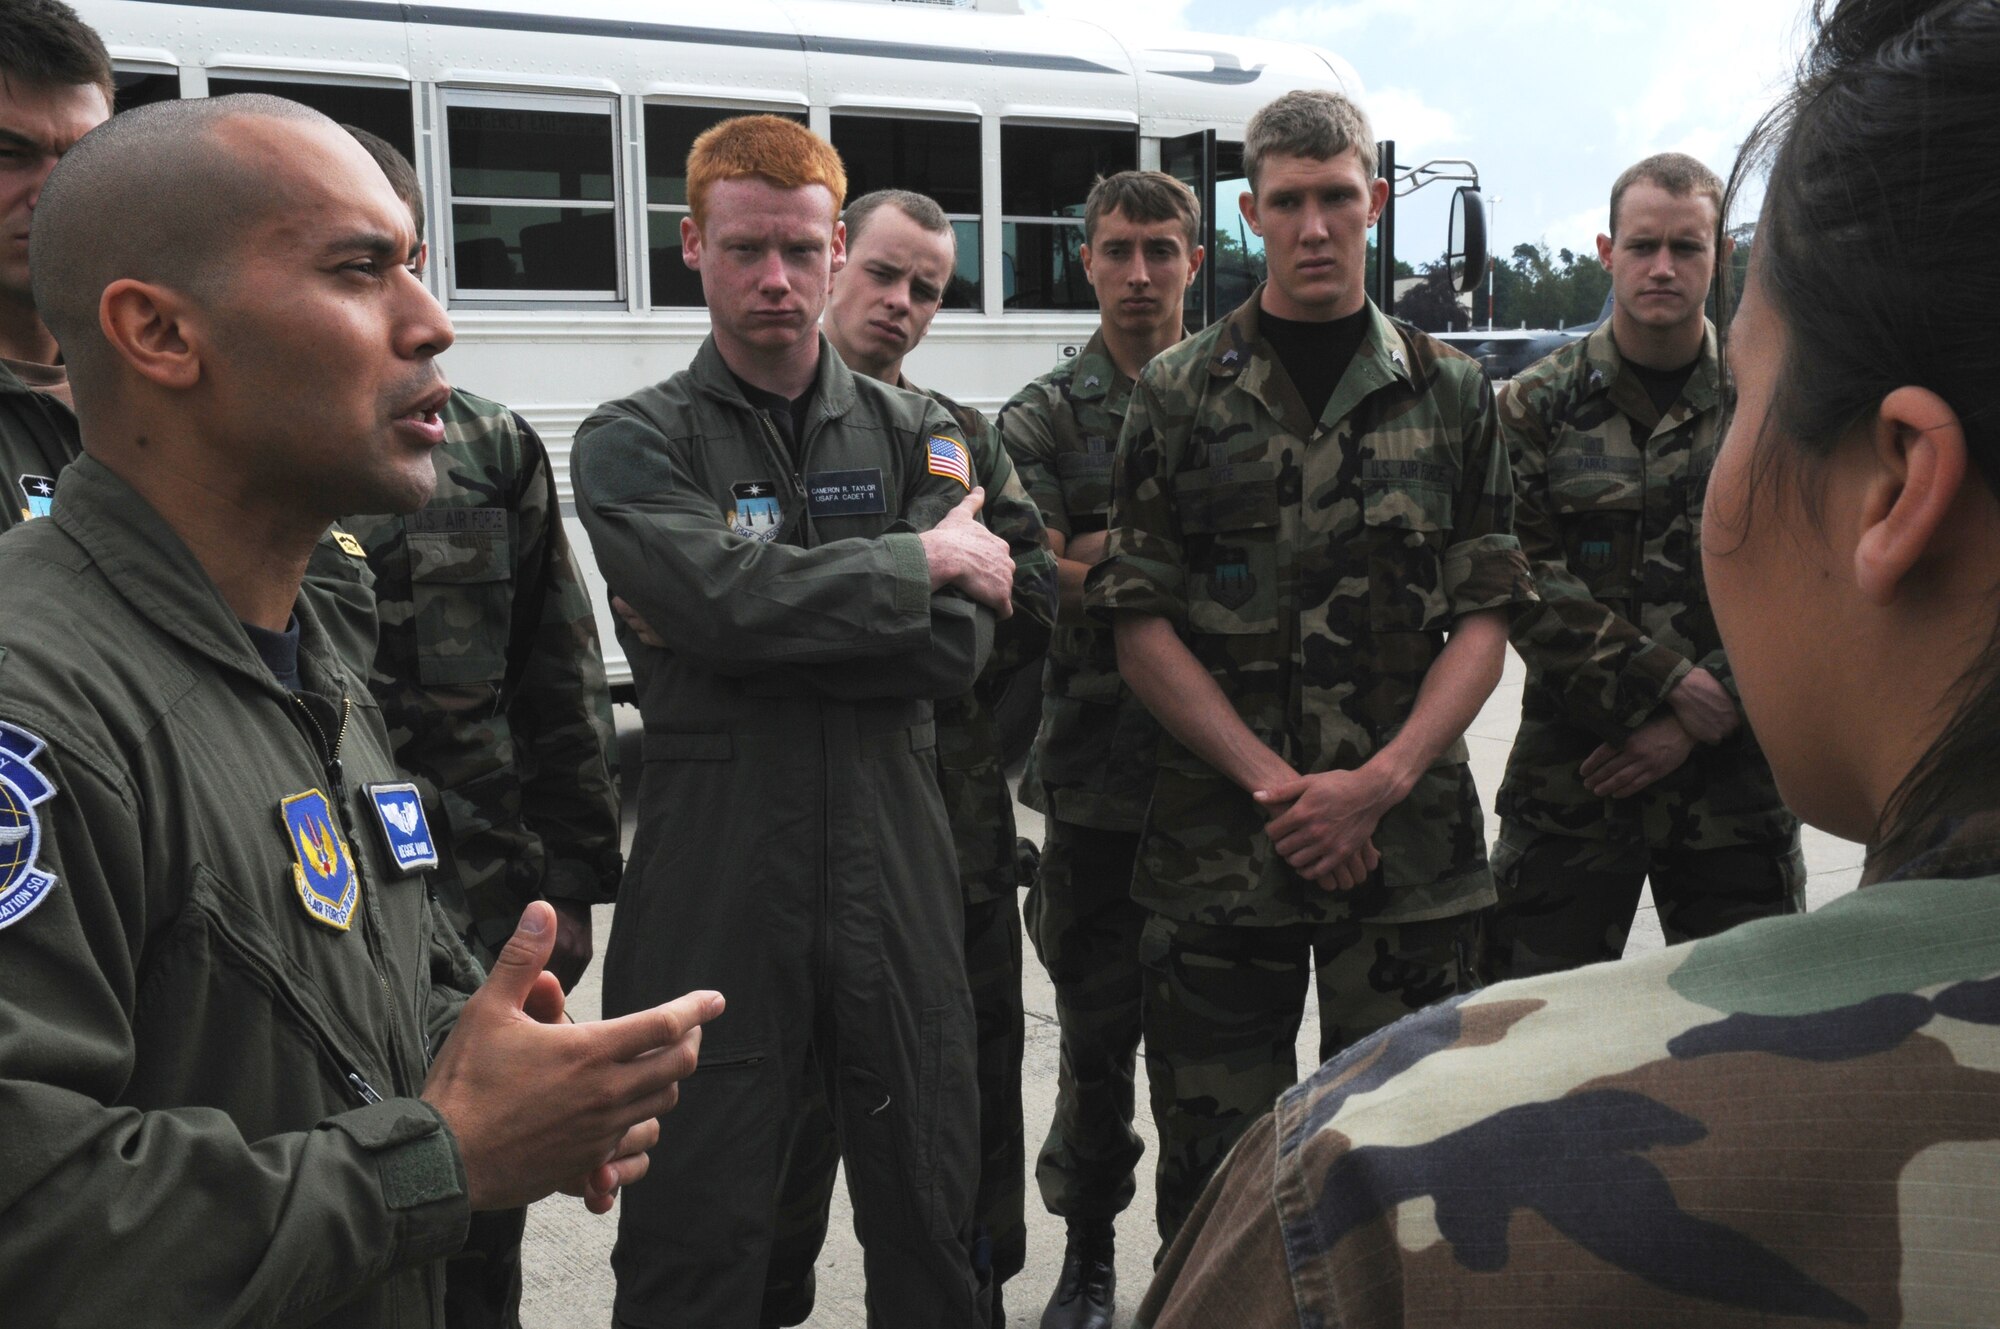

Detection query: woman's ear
(1854, 386), (1968, 605)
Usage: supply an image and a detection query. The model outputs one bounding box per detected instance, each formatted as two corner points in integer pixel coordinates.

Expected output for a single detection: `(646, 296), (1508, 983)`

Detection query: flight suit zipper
(287, 690), (415, 1097)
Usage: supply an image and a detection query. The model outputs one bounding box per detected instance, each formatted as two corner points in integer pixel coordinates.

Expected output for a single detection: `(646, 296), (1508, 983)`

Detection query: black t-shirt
(732, 371), (817, 467)
(243, 615), (302, 693)
(1259, 304), (1373, 425)
(1626, 357), (1698, 419)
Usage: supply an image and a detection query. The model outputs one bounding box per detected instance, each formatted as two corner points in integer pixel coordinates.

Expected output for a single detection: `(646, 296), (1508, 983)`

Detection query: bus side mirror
(1447, 187), (1487, 294)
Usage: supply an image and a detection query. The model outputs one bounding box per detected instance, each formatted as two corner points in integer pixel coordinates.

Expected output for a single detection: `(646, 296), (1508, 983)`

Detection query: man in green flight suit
(0, 1), (110, 536)
(746, 186), (1057, 1329)
(341, 125), (627, 1329)
(999, 169), (1203, 1329)
(1089, 90), (1535, 1249)
(1486, 152), (1803, 979)
(0, 94), (716, 1327)
(573, 116), (1017, 1329)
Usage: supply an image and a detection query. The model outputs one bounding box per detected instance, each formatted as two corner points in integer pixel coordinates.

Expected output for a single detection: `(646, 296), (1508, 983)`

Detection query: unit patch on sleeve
(926, 436), (973, 489)
(0, 722), (58, 931)
(804, 468), (887, 518)
(17, 475), (55, 522)
(280, 789), (359, 930)
(728, 480), (784, 542)
(367, 781), (441, 875)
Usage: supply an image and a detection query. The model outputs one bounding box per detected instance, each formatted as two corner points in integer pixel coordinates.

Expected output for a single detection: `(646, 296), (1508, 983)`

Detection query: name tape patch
(281, 789), (359, 930)
(805, 468), (887, 518)
(368, 782), (441, 875)
(0, 722), (58, 931)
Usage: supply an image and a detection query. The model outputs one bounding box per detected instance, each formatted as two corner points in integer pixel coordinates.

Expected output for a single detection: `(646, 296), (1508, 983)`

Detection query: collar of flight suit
(46, 452), (356, 701)
(1207, 284), (1415, 439)
(1586, 316), (1721, 436)
(689, 331), (860, 433)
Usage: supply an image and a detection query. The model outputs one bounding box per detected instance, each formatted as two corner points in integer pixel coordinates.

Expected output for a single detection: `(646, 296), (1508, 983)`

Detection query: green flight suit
(761, 379), (1056, 1322)
(575, 336), (995, 1329)
(0, 455), (481, 1327)
(1088, 293), (1536, 1245)
(1491, 323), (1803, 978)
(999, 331), (1160, 1226)
(0, 358), (81, 535)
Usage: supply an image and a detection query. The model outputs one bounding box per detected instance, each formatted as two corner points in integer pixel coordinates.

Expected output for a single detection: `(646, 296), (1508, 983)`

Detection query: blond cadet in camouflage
(1141, 2), (2000, 1319)
(1090, 93), (1534, 1249)
(1490, 154), (1802, 980)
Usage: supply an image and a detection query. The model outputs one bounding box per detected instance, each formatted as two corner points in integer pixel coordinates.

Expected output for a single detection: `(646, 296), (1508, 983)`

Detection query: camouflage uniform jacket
(1498, 322), (1793, 847)
(1140, 811), (2000, 1329)
(908, 377), (1057, 903)
(1000, 331), (1162, 833)
(0, 358), (81, 535)
(1088, 293), (1534, 927)
(342, 389), (621, 961)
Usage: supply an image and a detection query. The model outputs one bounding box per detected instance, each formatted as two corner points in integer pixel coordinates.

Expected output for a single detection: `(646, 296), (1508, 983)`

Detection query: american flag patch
(926, 435), (972, 489)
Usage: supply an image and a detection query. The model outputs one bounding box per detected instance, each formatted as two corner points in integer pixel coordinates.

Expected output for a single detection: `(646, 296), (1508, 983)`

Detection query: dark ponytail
(1720, 0), (2000, 863)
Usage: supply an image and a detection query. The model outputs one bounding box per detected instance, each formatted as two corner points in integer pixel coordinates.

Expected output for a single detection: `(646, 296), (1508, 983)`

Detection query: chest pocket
(408, 514), (514, 686)
(1056, 447), (1117, 524)
(1175, 460), (1281, 635)
(1548, 460), (1643, 602)
(1363, 475), (1454, 633)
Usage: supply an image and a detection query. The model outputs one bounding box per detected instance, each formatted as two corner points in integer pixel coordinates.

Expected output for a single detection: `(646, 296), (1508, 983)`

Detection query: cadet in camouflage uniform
(1001, 171), (1204, 1329)
(1088, 92), (1533, 1250)
(1145, 3), (2000, 1321)
(761, 189), (1056, 1328)
(339, 130), (624, 1329)
(575, 118), (1017, 1329)
(1489, 153), (1802, 981)
(0, 2), (110, 537)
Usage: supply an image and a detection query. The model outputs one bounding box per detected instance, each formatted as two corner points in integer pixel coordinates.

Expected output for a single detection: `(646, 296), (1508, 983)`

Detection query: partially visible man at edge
(0, 94), (717, 1326)
(573, 115), (1015, 1328)
(0, 0), (110, 534)
(341, 124), (626, 1329)
(746, 186), (1057, 1329)
(998, 169), (1203, 1329)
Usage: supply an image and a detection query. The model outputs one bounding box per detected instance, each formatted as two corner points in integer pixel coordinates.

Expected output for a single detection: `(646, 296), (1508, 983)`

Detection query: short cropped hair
(345, 124), (423, 237)
(0, 0), (115, 107)
(845, 189), (951, 250)
(1609, 152), (1725, 235)
(686, 114), (846, 230)
(1244, 89), (1376, 192)
(1084, 170), (1200, 250)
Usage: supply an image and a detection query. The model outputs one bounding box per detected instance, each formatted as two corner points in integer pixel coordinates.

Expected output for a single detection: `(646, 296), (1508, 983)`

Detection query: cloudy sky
(1025, 0), (1809, 266)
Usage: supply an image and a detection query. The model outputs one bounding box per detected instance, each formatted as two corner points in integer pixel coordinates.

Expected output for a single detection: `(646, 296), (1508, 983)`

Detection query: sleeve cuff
(540, 858), (615, 905)
(1613, 647), (1694, 732)
(884, 532), (933, 618)
(330, 1098), (472, 1265)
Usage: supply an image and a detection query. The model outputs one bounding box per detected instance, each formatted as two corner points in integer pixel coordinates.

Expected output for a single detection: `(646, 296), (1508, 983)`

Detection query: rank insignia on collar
(0, 722), (59, 932)
(281, 789), (359, 930)
(367, 781), (439, 875)
(1391, 349), (1405, 369)
(1083, 374), (1101, 389)
(1221, 349), (1240, 365)
(17, 475), (54, 522)
(330, 529), (367, 559)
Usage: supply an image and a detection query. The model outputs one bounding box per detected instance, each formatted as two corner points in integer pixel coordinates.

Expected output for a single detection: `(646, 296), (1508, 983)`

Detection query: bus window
(112, 69), (178, 114)
(644, 104), (806, 308)
(444, 93), (621, 302)
(1209, 143), (1264, 317)
(830, 115), (981, 310)
(207, 77), (413, 162)
(1001, 122), (1135, 311)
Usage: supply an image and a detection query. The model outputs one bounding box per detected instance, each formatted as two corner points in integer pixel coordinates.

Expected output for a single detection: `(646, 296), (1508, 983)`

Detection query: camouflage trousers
(762, 890), (1026, 1325)
(1139, 908), (1478, 1250)
(1023, 819), (1147, 1225)
(1483, 822), (1807, 981)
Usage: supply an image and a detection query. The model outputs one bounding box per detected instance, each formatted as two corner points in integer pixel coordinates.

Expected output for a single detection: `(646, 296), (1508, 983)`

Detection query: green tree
(1397, 262), (1469, 332)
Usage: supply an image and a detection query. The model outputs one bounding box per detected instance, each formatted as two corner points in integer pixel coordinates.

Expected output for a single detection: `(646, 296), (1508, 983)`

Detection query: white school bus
(76, 0), (1370, 688)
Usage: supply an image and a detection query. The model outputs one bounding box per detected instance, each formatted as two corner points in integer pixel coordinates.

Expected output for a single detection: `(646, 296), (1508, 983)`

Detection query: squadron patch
(728, 480), (783, 542)
(17, 475), (54, 522)
(926, 436), (972, 489)
(281, 789), (359, 930)
(367, 781), (440, 875)
(0, 722), (58, 931)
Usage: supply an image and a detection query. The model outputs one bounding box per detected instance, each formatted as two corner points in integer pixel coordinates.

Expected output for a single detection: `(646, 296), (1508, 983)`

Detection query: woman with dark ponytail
(1137, 3), (2000, 1324)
